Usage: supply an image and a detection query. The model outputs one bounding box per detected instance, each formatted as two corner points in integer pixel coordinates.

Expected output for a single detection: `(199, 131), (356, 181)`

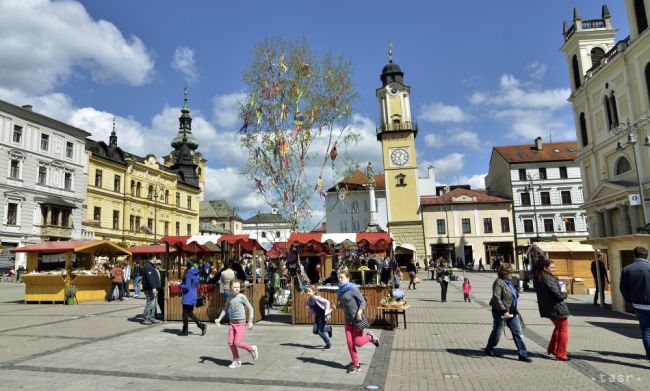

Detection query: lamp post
(524, 173), (542, 243)
(614, 117), (650, 230)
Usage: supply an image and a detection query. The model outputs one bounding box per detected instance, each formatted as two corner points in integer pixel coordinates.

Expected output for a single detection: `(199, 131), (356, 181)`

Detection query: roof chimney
(534, 137), (543, 151)
(22, 104), (33, 111)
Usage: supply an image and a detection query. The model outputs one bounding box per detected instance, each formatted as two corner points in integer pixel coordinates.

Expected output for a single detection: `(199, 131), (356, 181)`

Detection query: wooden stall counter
(22, 274), (66, 303)
(166, 283), (265, 323)
(71, 274), (111, 302)
(292, 285), (389, 325)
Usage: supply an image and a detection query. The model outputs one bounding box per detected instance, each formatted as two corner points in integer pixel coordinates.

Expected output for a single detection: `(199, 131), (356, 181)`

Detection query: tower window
(645, 63), (650, 106)
(604, 92), (619, 130)
(635, 0), (648, 34)
(579, 113), (588, 146)
(572, 55), (581, 90)
(615, 157), (632, 175)
(396, 173), (406, 186)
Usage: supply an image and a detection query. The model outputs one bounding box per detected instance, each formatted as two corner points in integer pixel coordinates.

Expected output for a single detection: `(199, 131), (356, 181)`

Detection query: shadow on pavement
(585, 321), (641, 339)
(280, 342), (320, 349)
(263, 313), (292, 324)
(566, 302), (636, 320)
(584, 349), (647, 361)
(199, 356), (237, 366)
(296, 356), (347, 369)
(568, 353), (649, 370)
(161, 328), (183, 335)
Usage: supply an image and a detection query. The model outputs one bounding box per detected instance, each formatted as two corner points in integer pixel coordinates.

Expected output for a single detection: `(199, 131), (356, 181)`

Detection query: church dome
(380, 61), (404, 86)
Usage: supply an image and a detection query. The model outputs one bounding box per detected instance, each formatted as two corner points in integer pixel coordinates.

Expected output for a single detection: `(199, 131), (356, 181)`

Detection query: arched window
(590, 47), (606, 68)
(579, 113), (588, 146)
(130, 180), (135, 195)
(572, 55), (581, 89)
(604, 92), (619, 130)
(615, 156), (632, 175)
(136, 182), (141, 197)
(147, 185), (154, 200)
(635, 0), (648, 34)
(165, 190), (169, 204)
(604, 95), (613, 129)
(610, 91), (619, 127)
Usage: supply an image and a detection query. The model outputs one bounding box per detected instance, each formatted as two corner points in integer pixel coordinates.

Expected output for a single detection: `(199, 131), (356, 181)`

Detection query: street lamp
(524, 173), (542, 243)
(613, 117), (650, 230)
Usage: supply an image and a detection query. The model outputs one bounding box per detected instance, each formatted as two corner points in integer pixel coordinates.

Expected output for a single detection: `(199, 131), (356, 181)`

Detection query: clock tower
(376, 46), (425, 263)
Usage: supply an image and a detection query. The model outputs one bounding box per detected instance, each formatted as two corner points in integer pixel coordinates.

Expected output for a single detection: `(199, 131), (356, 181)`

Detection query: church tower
(376, 46), (425, 263)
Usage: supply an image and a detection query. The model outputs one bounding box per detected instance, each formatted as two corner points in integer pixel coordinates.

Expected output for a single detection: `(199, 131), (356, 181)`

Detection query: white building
(485, 138), (589, 262)
(0, 100), (90, 270)
(242, 211), (291, 250)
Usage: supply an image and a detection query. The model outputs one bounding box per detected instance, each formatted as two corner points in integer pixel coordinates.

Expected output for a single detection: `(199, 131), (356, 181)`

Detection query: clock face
(390, 148), (409, 166)
(388, 87), (399, 96)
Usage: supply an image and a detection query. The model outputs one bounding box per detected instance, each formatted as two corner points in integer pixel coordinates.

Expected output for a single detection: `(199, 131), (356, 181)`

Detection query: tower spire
(171, 87), (198, 151)
(388, 42), (393, 63)
(109, 116), (118, 147)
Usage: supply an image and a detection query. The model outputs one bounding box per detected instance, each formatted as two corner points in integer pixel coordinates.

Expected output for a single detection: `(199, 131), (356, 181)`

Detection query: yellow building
(421, 188), (514, 267)
(84, 92), (204, 246)
(376, 49), (426, 264)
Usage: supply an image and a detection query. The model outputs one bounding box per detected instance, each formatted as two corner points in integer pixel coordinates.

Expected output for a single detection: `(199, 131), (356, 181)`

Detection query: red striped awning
(287, 232), (392, 249)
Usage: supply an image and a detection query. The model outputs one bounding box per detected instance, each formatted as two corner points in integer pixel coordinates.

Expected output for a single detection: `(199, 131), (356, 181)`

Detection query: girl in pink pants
(216, 280), (258, 368)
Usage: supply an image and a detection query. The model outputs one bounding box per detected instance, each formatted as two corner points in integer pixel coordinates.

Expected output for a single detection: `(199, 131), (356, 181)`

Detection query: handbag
(355, 314), (369, 331)
(195, 293), (205, 308)
(414, 277), (421, 284)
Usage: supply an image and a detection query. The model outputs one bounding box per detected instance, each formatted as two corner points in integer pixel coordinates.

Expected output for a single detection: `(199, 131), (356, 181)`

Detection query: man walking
(620, 246), (650, 363)
(133, 261), (142, 298)
(122, 261), (131, 299)
(591, 254), (609, 306)
(142, 254), (161, 325)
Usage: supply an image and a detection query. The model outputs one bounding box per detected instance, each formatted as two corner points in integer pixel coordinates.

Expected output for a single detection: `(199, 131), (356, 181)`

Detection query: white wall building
(242, 211), (291, 250)
(0, 100), (90, 270)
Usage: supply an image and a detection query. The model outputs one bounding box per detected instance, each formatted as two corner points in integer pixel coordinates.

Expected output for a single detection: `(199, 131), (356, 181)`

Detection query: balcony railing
(376, 121), (418, 134)
(584, 36), (631, 82)
(41, 225), (73, 238)
(564, 18), (607, 41)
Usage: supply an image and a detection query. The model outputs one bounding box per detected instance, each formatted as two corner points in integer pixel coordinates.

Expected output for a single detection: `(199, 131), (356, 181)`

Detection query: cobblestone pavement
(0, 275), (647, 390)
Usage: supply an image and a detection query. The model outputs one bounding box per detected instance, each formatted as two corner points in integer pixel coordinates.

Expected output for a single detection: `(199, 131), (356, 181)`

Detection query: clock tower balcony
(376, 121), (418, 141)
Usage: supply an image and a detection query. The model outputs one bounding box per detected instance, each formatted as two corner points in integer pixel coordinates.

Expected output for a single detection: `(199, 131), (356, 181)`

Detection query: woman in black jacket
(534, 257), (570, 361)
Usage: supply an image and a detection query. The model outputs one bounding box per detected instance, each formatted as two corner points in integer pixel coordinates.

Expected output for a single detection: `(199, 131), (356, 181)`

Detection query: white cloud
(422, 153), (465, 180)
(490, 74), (569, 110)
(171, 47), (198, 83)
(419, 102), (469, 123)
(526, 62), (547, 81)
(0, 0), (154, 95)
(423, 128), (484, 151)
(212, 92), (246, 129)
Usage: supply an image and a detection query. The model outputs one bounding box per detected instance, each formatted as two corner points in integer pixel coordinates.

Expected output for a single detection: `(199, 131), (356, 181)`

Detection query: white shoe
(250, 345), (258, 360)
(228, 360), (241, 368)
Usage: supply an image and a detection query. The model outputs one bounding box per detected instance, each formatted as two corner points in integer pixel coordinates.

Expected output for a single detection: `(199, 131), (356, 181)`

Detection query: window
(635, 0), (648, 34)
(579, 113), (588, 147)
(6, 203), (18, 225)
(187, 196), (192, 210)
(164, 221), (169, 235)
(544, 218), (554, 233)
(540, 192), (551, 206)
(12, 125), (22, 143)
(61, 210), (70, 227)
(261, 232), (267, 238)
(130, 180), (135, 195)
(41, 206), (49, 224)
(95, 170), (102, 188)
(559, 166), (568, 179)
(64, 172), (72, 190)
(646, 63), (650, 108)
(462, 218), (471, 234)
(40, 134), (49, 151)
(364, 200), (368, 211)
(38, 166), (47, 185)
(565, 218), (576, 232)
(175, 222), (180, 236)
(615, 157), (632, 175)
(66, 142), (73, 159)
(561, 191), (572, 205)
(129, 215), (135, 232)
(147, 185), (154, 200)
(590, 47), (606, 68)
(483, 218), (493, 233)
(136, 182), (141, 197)
(351, 201), (359, 213)
(114, 175), (121, 192)
(187, 224), (191, 235)
(176, 192), (181, 206)
(604, 92), (619, 130)
(147, 218), (153, 231)
(501, 217), (510, 233)
(113, 210), (120, 229)
(93, 207), (101, 222)
(518, 169), (526, 181)
(572, 55), (581, 90)
(135, 216), (141, 231)
(276, 231), (281, 238)
(521, 192), (531, 206)
(437, 219), (446, 234)
(51, 208), (59, 226)
(9, 159), (20, 179)
(165, 190), (169, 204)
(539, 168), (547, 180)
(523, 219), (534, 233)
(396, 173), (406, 186)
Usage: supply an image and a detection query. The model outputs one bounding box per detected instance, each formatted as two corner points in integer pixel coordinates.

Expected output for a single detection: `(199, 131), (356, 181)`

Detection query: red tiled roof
(420, 188), (511, 206)
(328, 170), (385, 192)
(493, 141), (578, 163)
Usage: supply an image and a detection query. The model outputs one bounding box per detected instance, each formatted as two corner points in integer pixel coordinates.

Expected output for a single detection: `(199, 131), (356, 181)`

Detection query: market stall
(288, 232), (392, 325)
(11, 240), (131, 303)
(526, 241), (597, 294)
(159, 234), (265, 322)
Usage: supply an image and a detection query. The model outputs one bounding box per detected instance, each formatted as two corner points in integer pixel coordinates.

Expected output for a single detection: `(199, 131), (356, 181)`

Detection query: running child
(305, 285), (334, 350)
(215, 279), (258, 368)
(462, 277), (472, 302)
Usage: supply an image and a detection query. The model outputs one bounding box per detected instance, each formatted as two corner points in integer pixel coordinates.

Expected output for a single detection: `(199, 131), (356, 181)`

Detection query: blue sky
(0, 0), (631, 224)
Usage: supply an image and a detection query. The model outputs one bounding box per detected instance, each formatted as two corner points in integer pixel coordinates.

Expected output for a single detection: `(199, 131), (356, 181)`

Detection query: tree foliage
(240, 37), (360, 231)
